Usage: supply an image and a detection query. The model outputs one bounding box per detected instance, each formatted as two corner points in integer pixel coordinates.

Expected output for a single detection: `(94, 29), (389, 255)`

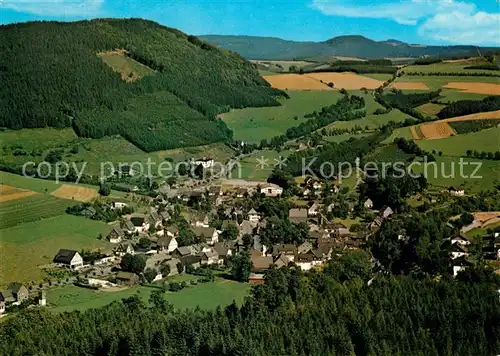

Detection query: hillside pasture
(0, 194), (72, 229)
(327, 108), (410, 131)
(417, 103), (446, 117)
(221, 91), (344, 142)
(0, 215), (111, 284)
(417, 122), (456, 140)
(236, 150), (291, 181)
(51, 184), (99, 202)
(304, 72), (384, 90)
(263, 74), (332, 90)
(442, 82), (500, 95)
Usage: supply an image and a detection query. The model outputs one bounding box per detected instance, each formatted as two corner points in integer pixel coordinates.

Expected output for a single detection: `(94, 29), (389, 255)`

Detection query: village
(1, 159), (499, 316)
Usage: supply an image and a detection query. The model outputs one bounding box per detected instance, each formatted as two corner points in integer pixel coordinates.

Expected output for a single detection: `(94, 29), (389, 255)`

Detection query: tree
(231, 251), (252, 282)
(120, 254), (146, 274)
(144, 268), (157, 283)
(176, 262), (184, 274)
(220, 223), (238, 241)
(149, 290), (173, 313)
(138, 237), (151, 249)
(98, 184), (111, 196)
(193, 164), (204, 179)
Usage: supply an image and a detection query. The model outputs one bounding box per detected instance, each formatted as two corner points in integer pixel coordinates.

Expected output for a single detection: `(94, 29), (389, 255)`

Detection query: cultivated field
(404, 62), (500, 75)
(51, 184), (99, 202)
(304, 72), (384, 90)
(389, 82), (430, 90)
(0, 185), (37, 202)
(416, 128), (500, 157)
(0, 215), (111, 284)
(415, 122), (456, 140)
(442, 82), (500, 95)
(263, 74), (332, 90)
(391, 75), (499, 91)
(417, 103), (446, 117)
(0, 194), (72, 229)
(434, 110), (500, 123)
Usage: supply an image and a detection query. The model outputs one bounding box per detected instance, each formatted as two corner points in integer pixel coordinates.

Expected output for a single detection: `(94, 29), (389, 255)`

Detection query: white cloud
(0, 0), (104, 17)
(311, 0), (499, 44)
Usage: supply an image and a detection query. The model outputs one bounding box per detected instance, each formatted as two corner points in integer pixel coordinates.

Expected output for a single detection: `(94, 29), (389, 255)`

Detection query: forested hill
(200, 34), (498, 60)
(0, 19), (282, 151)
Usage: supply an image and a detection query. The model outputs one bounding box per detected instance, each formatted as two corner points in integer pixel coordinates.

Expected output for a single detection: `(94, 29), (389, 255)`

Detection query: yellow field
(0, 184), (38, 202)
(417, 122), (456, 139)
(263, 74), (332, 90)
(51, 184), (99, 202)
(436, 110), (500, 123)
(442, 82), (500, 95)
(389, 82), (430, 90)
(305, 72), (384, 90)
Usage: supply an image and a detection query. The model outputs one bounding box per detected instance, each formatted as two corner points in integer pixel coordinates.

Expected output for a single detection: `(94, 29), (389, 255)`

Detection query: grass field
(393, 75), (499, 90)
(326, 108), (410, 131)
(98, 50), (155, 82)
(0, 194), (72, 229)
(381, 126), (414, 144)
(0, 215), (111, 284)
(366, 144), (415, 163)
(416, 128), (500, 157)
(236, 150), (291, 181)
(47, 277), (251, 313)
(221, 91), (344, 142)
(323, 133), (370, 143)
(363, 73), (393, 81)
(404, 62), (500, 76)
(417, 103), (446, 117)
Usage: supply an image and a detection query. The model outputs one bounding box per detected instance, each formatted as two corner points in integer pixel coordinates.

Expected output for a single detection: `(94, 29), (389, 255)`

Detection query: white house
(114, 243), (135, 256)
(111, 201), (128, 210)
(107, 227), (125, 244)
(260, 184), (283, 197)
(247, 208), (261, 223)
(53, 249), (84, 270)
(450, 244), (469, 260)
(451, 235), (471, 246)
(448, 187), (465, 196)
(200, 249), (222, 265)
(193, 227), (219, 245)
(308, 203), (320, 216)
(363, 199), (374, 209)
(157, 236), (178, 253)
(193, 157), (214, 169)
(130, 214), (150, 233)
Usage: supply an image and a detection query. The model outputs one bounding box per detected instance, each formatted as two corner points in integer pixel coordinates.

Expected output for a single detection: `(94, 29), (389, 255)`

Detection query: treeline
(464, 64), (500, 70)
(437, 96), (500, 119)
(405, 71), (500, 77)
(1, 256), (499, 356)
(376, 89), (441, 120)
(413, 58), (442, 65)
(449, 119), (499, 134)
(394, 137), (428, 157)
(0, 19), (282, 151)
(333, 59), (393, 65)
(308, 64), (397, 74)
(465, 149), (500, 161)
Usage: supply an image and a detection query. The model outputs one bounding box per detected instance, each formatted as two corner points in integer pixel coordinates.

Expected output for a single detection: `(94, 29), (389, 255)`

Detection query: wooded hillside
(0, 19), (282, 151)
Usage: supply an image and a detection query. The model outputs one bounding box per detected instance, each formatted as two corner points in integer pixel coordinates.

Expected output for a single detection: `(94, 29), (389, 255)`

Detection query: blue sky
(1, 0), (499, 45)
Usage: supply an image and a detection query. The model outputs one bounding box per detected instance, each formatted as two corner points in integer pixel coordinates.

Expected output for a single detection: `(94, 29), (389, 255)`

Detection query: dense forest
(1, 253), (499, 356)
(0, 19), (283, 151)
(437, 96), (500, 119)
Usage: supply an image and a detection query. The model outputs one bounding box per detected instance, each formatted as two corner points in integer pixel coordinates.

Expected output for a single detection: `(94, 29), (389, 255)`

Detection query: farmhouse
(247, 208), (261, 222)
(120, 220), (136, 233)
(114, 243), (135, 256)
(172, 246), (193, 259)
(3, 283), (29, 304)
(200, 249), (221, 265)
(53, 249), (84, 270)
(260, 184), (283, 197)
(157, 236), (178, 253)
(192, 226), (219, 245)
(129, 214), (150, 233)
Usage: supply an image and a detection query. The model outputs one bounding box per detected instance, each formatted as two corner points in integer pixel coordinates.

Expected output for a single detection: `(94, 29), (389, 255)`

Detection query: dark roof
(174, 247), (192, 256)
(213, 242), (231, 256)
(110, 227), (125, 236)
(116, 272), (138, 280)
(272, 244), (297, 255)
(192, 226), (216, 237)
(157, 236), (175, 247)
(181, 255), (202, 266)
(121, 220), (135, 231)
(53, 249), (78, 264)
(289, 208), (308, 219)
(8, 282), (26, 294)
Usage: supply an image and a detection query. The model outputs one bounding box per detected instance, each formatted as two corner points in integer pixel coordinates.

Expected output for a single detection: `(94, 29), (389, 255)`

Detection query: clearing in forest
(51, 184), (99, 202)
(98, 50), (155, 82)
(442, 82), (500, 95)
(305, 72), (384, 90)
(418, 122), (456, 140)
(389, 82), (430, 90)
(263, 74), (333, 90)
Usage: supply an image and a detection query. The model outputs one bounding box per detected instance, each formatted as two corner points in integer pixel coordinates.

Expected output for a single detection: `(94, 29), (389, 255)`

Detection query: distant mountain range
(199, 34), (498, 60)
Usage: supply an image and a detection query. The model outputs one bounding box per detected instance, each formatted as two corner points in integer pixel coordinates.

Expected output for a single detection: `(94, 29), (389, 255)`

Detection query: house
(251, 249), (274, 272)
(451, 234), (471, 246)
(115, 272), (139, 286)
(273, 253), (289, 268)
(247, 208), (261, 223)
(192, 213), (209, 228)
(452, 256), (473, 277)
(0, 290), (15, 304)
(260, 184), (283, 197)
(111, 201), (128, 210)
(157, 236), (178, 253)
(380, 206), (394, 218)
(309, 230), (328, 241)
(370, 216), (384, 230)
(0, 301), (4, 315)
(450, 244), (469, 259)
(302, 188), (310, 198)
(248, 272), (265, 285)
(213, 242), (233, 259)
(208, 186), (222, 196)
(120, 220), (136, 233)
(114, 243), (135, 256)
(159, 211), (171, 222)
(235, 188), (247, 198)
(165, 225), (179, 237)
(108, 227), (125, 244)
(326, 203), (335, 213)
(289, 208), (308, 224)
(252, 236), (268, 256)
(308, 203), (320, 216)
(272, 244), (297, 261)
(53, 249), (84, 270)
(180, 255), (202, 269)
(193, 157), (214, 169)
(7, 283), (29, 303)
(295, 253), (316, 271)
(200, 249), (221, 265)
(239, 220), (254, 238)
(448, 187), (465, 196)
(192, 226), (219, 245)
(363, 198), (374, 209)
(172, 246), (193, 259)
(130, 214), (150, 233)
(93, 255), (115, 266)
(298, 241), (313, 254)
(146, 212), (162, 229)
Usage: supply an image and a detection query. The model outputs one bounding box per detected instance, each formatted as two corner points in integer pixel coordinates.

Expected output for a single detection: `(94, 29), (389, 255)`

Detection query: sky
(0, 0), (499, 46)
